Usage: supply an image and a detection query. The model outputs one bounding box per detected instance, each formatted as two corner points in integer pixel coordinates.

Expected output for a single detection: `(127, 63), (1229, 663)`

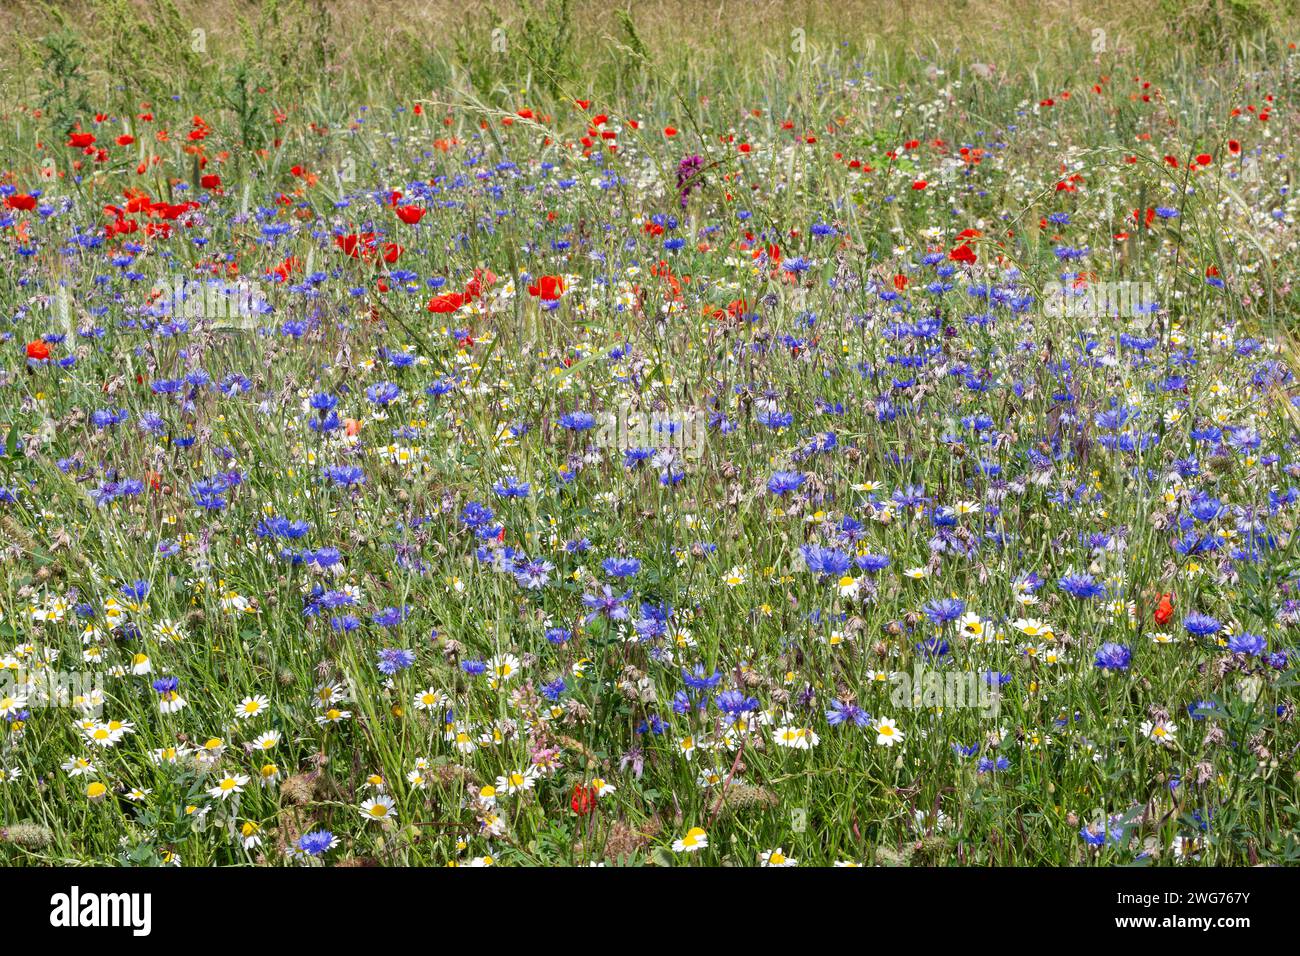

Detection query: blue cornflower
(558, 411), (597, 431)
(1058, 572), (1106, 599)
(189, 476), (229, 510)
(1187, 700), (1219, 720)
(372, 607), (408, 627)
(365, 381), (402, 405)
(1227, 632), (1266, 656)
(377, 648), (416, 674)
(826, 699), (872, 727)
(581, 585), (631, 624)
(323, 465), (365, 488)
(915, 636), (950, 660)
(601, 557), (642, 578)
(460, 501), (495, 528)
(298, 830), (339, 856)
(856, 553), (891, 573)
(801, 544), (851, 577)
(716, 690), (759, 716)
(767, 470), (806, 495)
(514, 558), (555, 589)
(682, 665), (723, 691)
(1079, 816), (1125, 847)
(1183, 612), (1221, 637)
(1094, 642), (1132, 672)
(922, 597), (966, 625)
(493, 475), (531, 499)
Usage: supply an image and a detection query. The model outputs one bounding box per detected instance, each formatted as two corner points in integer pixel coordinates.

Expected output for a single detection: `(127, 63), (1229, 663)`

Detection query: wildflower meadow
(2, 0), (1300, 874)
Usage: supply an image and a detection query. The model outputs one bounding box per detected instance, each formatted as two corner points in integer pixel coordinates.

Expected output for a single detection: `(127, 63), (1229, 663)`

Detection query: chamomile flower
(759, 847), (797, 867)
(235, 695), (270, 720)
(1140, 719), (1178, 746)
(487, 653), (521, 684)
(62, 756), (97, 777)
(772, 725), (819, 749)
(209, 773), (250, 800)
(315, 707), (352, 726)
(874, 717), (904, 747)
(413, 687), (447, 711)
(239, 821), (263, 849)
(672, 826), (709, 853)
(496, 768), (537, 794)
(360, 794), (396, 823)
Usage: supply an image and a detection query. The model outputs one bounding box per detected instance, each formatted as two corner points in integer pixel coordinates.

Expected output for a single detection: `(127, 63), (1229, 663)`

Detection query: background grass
(0, 0), (1299, 866)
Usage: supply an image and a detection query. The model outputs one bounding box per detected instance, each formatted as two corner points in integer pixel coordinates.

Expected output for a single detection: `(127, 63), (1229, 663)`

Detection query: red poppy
(1132, 207), (1156, 228)
(717, 297), (747, 320)
(335, 232), (376, 258)
(270, 256), (300, 282)
(949, 243), (977, 265)
(427, 292), (465, 313)
(1154, 592), (1174, 626)
(527, 275), (565, 300)
(394, 205), (426, 225)
(67, 132), (96, 148)
(5, 194), (37, 212)
(199, 174), (222, 190)
(154, 201), (198, 221)
(25, 340), (50, 361)
(570, 784), (597, 816)
(911, 180), (928, 190)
